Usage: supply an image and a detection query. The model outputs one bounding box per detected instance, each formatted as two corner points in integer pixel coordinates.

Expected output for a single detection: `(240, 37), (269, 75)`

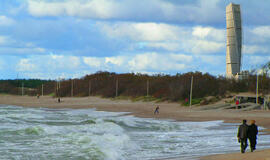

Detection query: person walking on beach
(154, 106), (159, 114)
(248, 120), (258, 152)
(237, 119), (249, 153)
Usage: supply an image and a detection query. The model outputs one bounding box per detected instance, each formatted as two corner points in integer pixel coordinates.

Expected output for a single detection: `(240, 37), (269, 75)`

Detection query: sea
(0, 105), (270, 160)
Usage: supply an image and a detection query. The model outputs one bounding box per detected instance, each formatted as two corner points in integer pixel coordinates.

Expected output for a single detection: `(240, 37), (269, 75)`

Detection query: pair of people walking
(237, 119), (258, 153)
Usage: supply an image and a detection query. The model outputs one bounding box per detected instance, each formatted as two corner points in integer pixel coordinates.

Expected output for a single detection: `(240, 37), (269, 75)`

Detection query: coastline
(1, 95), (270, 160)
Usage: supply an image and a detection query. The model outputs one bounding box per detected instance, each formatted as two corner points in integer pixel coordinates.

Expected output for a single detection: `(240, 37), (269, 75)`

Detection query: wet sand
(1, 95), (270, 160)
(201, 149), (270, 160)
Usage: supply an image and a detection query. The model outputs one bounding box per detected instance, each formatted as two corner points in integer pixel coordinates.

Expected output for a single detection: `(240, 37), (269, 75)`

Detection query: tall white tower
(226, 3), (242, 78)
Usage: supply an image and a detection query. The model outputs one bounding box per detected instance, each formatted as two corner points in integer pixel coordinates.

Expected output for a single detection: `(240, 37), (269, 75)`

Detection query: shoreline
(1, 95), (270, 160)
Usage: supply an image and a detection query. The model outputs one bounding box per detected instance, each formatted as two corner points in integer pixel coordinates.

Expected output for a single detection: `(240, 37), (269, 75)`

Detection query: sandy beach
(1, 95), (270, 160)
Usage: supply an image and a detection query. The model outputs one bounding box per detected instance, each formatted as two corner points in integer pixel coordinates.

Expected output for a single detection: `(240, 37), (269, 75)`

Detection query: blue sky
(0, 0), (270, 79)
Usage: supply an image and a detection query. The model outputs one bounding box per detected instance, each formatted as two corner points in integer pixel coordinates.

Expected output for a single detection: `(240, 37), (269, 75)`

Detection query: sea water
(0, 105), (270, 160)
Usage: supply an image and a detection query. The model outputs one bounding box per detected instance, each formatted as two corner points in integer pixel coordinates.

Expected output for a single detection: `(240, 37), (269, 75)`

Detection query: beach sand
(1, 95), (270, 160)
(201, 149), (270, 160)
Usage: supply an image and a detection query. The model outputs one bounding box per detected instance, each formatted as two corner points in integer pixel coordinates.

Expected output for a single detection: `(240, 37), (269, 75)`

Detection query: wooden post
(55, 81), (57, 97)
(73, 80), (75, 96)
(17, 74), (19, 95)
(71, 80), (73, 97)
(116, 78), (118, 97)
(58, 80), (61, 98)
(42, 84), (44, 96)
(264, 97), (267, 110)
(256, 74), (259, 104)
(189, 76), (193, 107)
(22, 82), (24, 96)
(268, 96), (270, 110)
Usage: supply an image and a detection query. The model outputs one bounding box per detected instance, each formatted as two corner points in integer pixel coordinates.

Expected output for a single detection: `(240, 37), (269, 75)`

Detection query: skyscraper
(226, 3), (242, 78)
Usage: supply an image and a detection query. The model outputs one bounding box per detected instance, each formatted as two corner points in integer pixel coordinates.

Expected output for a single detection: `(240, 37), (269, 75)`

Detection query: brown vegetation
(1, 63), (270, 103)
(55, 71), (270, 102)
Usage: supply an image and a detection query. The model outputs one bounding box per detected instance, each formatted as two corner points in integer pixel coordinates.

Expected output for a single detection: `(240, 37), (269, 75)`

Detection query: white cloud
(11, 53), (193, 78)
(9, 54), (86, 79)
(189, 26), (226, 54)
(19, 71), (91, 79)
(105, 56), (125, 66)
(100, 22), (226, 54)
(83, 56), (128, 70)
(48, 54), (81, 69)
(100, 22), (182, 42)
(127, 53), (191, 71)
(69, 56), (81, 67)
(146, 42), (181, 51)
(0, 15), (14, 26)
(26, 0), (223, 24)
(27, 0), (121, 19)
(192, 26), (225, 42)
(196, 55), (224, 66)
(190, 40), (224, 54)
(172, 54), (193, 62)
(16, 59), (37, 71)
(132, 23), (181, 41)
(243, 45), (269, 54)
(51, 54), (63, 59)
(83, 57), (104, 68)
(82, 52), (192, 72)
(16, 54), (82, 74)
(251, 26), (270, 38)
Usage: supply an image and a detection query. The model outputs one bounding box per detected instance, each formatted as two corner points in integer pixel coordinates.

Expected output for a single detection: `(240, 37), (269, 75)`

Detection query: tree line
(55, 71), (269, 100)
(0, 79), (55, 96)
(0, 62), (269, 103)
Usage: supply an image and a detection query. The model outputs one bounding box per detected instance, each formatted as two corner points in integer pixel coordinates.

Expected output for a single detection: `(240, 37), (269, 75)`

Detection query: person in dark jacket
(237, 119), (249, 153)
(248, 120), (258, 152)
(154, 106), (159, 114)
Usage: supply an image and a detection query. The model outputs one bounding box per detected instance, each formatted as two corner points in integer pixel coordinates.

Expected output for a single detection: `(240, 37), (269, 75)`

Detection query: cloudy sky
(0, 0), (270, 79)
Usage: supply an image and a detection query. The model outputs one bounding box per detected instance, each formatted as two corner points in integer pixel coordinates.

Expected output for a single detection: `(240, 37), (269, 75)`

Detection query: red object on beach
(236, 100), (239, 105)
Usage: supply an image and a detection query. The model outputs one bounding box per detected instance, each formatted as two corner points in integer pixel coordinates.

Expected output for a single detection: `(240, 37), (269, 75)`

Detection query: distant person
(248, 120), (258, 152)
(37, 94), (40, 99)
(236, 99), (240, 105)
(237, 119), (249, 153)
(154, 106), (159, 114)
(58, 97), (61, 103)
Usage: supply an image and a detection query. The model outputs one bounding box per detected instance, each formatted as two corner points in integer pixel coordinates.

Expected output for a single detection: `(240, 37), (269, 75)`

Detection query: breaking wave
(0, 105), (270, 160)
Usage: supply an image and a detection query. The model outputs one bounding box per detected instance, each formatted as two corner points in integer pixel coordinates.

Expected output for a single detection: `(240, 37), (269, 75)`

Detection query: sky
(0, 0), (270, 79)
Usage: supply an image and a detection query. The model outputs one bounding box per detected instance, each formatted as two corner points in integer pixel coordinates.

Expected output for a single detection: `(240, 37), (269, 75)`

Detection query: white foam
(1, 106), (270, 160)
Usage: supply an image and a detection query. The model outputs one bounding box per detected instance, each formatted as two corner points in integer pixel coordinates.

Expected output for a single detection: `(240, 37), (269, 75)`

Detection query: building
(235, 70), (249, 80)
(226, 3), (242, 79)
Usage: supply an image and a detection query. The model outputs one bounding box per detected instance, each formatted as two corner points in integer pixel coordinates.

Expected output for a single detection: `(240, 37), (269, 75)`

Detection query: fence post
(256, 74), (259, 104)
(71, 80), (73, 97)
(42, 84), (44, 96)
(189, 76), (193, 107)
